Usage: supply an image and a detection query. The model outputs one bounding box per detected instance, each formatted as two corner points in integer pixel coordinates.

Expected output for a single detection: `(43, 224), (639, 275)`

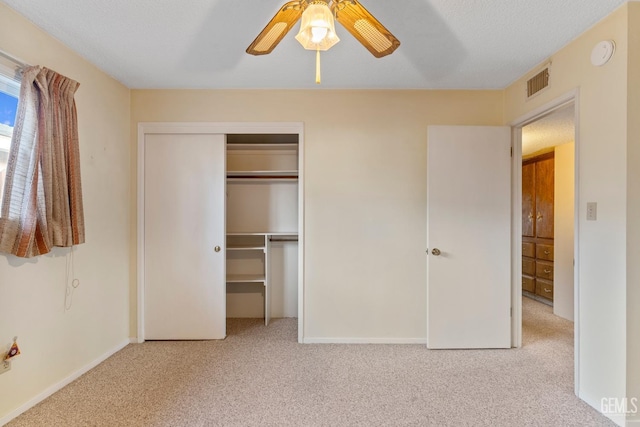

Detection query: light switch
(587, 202), (597, 221)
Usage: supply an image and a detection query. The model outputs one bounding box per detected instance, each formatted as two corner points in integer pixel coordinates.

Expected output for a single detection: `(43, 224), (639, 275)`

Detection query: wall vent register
(527, 67), (549, 99)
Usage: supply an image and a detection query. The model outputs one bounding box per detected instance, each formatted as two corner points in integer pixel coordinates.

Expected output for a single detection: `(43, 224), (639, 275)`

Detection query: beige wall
(130, 89), (503, 341)
(505, 4), (632, 424)
(3, 0), (638, 422)
(0, 3), (131, 422)
(554, 142), (575, 321)
(627, 3), (640, 424)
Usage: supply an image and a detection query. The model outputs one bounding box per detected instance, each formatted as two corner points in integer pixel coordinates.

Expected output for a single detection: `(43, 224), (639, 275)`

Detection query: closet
(522, 152), (554, 303)
(226, 134), (299, 325)
(141, 126), (302, 341)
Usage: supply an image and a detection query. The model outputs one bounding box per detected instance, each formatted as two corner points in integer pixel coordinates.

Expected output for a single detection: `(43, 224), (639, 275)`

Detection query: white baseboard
(0, 339), (130, 426)
(303, 337), (427, 344)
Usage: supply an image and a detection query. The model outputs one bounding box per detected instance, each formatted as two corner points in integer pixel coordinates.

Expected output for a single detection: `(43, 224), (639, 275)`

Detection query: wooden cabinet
(522, 276), (535, 293)
(535, 279), (554, 300)
(522, 152), (554, 302)
(534, 157), (554, 239)
(522, 162), (535, 237)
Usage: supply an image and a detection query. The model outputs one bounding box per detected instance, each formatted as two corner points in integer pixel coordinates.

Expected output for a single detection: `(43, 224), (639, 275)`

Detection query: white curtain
(0, 66), (84, 258)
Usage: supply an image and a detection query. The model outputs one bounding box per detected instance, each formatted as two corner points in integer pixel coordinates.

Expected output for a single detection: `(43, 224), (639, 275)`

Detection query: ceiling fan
(246, 0), (400, 82)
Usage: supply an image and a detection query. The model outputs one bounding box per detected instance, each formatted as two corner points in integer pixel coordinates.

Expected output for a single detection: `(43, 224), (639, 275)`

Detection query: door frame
(137, 122), (305, 343)
(509, 89), (580, 393)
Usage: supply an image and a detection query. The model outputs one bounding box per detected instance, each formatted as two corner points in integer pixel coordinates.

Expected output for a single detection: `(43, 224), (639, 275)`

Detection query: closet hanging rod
(269, 237), (298, 242)
(0, 49), (30, 69)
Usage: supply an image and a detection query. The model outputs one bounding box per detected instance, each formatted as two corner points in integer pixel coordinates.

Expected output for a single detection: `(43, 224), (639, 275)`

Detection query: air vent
(527, 68), (549, 98)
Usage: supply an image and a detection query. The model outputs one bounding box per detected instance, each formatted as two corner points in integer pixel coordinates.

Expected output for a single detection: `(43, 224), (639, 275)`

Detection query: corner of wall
(626, 2), (640, 424)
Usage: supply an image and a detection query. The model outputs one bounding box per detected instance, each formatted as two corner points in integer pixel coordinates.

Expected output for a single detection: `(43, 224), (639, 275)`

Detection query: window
(0, 68), (20, 215)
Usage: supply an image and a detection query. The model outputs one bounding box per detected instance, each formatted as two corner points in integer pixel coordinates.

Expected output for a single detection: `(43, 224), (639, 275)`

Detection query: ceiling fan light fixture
(295, 1), (340, 51)
(247, 0), (400, 83)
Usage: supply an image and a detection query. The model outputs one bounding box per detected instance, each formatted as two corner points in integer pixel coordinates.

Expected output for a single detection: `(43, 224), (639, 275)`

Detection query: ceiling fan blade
(246, 1), (304, 55)
(333, 0), (400, 58)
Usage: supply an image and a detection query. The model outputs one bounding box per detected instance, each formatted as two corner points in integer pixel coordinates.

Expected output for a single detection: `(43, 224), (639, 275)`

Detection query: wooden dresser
(522, 152), (554, 302)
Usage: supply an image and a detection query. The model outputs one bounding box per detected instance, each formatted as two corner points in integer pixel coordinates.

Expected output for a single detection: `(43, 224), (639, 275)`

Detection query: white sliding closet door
(144, 133), (226, 340)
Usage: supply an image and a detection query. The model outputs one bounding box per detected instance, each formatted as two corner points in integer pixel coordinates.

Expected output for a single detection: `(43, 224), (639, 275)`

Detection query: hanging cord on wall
(64, 247), (81, 311)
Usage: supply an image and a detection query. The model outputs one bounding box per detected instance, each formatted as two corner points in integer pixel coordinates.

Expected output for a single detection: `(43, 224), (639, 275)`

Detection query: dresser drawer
(522, 258), (536, 276)
(522, 242), (535, 258)
(522, 276), (535, 293)
(535, 279), (553, 300)
(536, 261), (554, 281)
(536, 244), (554, 261)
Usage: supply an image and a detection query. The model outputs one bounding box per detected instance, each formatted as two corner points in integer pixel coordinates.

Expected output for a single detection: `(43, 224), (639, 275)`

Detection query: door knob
(431, 248), (441, 256)
(214, 246), (221, 252)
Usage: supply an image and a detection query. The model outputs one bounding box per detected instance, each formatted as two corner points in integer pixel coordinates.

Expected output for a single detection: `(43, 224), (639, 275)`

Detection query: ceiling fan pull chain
(316, 48), (321, 84)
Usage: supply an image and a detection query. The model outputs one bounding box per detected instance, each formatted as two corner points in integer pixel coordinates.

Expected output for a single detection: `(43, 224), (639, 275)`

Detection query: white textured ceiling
(522, 104), (575, 156)
(0, 0), (630, 89)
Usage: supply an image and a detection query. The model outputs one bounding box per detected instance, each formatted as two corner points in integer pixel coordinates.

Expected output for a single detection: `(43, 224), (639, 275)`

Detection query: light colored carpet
(8, 298), (614, 426)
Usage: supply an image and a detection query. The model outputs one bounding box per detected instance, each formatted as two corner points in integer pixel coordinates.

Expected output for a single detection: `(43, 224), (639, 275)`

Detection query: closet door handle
(214, 246), (221, 253)
(431, 248), (441, 256)
(528, 212), (534, 221)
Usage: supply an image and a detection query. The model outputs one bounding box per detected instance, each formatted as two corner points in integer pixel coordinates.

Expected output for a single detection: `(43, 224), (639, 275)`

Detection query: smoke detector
(590, 40), (615, 67)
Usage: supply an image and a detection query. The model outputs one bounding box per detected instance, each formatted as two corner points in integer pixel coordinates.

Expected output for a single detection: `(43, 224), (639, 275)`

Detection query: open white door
(144, 133), (226, 340)
(427, 126), (511, 349)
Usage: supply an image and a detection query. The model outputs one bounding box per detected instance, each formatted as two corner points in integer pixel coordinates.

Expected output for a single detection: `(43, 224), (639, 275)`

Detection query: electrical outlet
(0, 360), (11, 375)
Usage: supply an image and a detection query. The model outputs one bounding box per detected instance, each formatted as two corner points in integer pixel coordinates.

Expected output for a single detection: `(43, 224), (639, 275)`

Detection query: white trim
(136, 124), (145, 343)
(511, 127), (523, 348)
(572, 92), (581, 397)
(137, 122), (305, 344)
(0, 339), (129, 426)
(508, 88), (580, 394)
(303, 337), (428, 344)
(297, 131), (305, 343)
(508, 90), (577, 128)
(138, 122), (303, 136)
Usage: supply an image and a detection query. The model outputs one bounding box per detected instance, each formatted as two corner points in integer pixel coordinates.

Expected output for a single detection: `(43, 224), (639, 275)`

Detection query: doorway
(510, 91), (579, 393)
(521, 103), (575, 318)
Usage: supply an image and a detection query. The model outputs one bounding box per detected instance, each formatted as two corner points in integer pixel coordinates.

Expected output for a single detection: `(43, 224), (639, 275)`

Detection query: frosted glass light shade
(295, 1), (340, 51)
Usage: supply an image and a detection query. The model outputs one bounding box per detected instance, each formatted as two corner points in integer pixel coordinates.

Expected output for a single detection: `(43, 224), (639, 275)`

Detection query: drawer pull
(544, 288), (552, 293)
(544, 269), (551, 274)
(544, 250), (550, 255)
